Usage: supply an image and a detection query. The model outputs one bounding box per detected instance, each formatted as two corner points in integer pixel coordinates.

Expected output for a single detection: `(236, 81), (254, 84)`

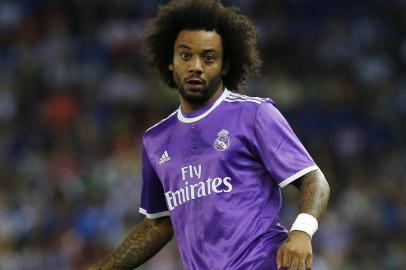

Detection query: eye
(181, 52), (192, 60)
(205, 54), (216, 63)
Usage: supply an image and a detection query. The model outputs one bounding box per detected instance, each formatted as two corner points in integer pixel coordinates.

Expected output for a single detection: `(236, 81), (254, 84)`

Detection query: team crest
(214, 129), (231, 151)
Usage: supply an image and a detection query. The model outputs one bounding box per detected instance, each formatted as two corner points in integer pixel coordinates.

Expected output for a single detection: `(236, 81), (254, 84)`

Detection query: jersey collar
(177, 89), (230, 123)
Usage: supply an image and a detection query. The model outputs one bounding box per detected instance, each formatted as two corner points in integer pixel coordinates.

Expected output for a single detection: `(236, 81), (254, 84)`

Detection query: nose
(188, 57), (203, 74)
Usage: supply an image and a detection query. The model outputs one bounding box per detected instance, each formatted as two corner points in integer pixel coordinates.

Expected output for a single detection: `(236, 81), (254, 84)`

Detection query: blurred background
(0, 0), (405, 269)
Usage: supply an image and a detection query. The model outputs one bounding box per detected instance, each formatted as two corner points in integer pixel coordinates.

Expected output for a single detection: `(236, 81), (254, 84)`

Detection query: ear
(168, 64), (174, 71)
(222, 62), (230, 76)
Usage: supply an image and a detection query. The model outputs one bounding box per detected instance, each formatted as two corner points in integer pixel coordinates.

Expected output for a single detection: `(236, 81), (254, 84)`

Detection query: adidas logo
(159, 151), (171, 164)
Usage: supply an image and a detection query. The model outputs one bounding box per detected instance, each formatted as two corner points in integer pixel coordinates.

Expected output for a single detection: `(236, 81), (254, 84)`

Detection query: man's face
(170, 30), (226, 105)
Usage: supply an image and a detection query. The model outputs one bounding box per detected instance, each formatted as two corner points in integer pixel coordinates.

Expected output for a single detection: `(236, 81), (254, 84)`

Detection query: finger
(290, 256), (299, 270)
(298, 256), (306, 270)
(282, 249), (291, 268)
(305, 255), (313, 269)
(276, 247), (283, 269)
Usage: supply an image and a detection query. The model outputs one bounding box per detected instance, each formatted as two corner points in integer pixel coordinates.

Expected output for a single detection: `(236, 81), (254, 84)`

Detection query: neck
(180, 83), (225, 113)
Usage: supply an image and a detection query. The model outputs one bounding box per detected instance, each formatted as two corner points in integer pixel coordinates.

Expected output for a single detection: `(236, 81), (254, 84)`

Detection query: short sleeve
(253, 101), (318, 188)
(139, 141), (170, 219)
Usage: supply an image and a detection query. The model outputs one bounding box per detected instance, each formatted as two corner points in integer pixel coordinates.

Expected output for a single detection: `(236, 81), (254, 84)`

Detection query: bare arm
(89, 216), (173, 270)
(277, 169), (330, 270)
(293, 168), (330, 221)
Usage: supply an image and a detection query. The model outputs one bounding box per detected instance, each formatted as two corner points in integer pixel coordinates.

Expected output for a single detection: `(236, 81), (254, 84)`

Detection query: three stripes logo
(159, 151), (171, 164)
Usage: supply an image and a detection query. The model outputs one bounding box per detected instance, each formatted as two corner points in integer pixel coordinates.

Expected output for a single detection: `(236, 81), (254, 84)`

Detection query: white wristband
(290, 213), (318, 238)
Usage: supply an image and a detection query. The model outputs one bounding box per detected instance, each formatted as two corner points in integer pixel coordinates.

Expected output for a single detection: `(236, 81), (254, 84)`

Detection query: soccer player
(89, 0), (330, 269)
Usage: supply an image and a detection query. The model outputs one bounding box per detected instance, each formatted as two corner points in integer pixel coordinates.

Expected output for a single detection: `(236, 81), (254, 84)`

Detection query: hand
(276, 230), (313, 270)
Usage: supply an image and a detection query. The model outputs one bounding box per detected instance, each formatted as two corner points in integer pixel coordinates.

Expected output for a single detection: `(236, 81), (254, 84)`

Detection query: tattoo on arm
(92, 217), (173, 270)
(297, 169), (330, 221)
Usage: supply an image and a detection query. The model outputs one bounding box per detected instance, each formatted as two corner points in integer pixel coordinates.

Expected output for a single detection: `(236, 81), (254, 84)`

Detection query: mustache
(184, 74), (206, 83)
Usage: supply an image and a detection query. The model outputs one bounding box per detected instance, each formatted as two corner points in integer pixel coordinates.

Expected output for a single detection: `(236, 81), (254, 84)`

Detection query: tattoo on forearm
(93, 219), (172, 270)
(298, 170), (330, 221)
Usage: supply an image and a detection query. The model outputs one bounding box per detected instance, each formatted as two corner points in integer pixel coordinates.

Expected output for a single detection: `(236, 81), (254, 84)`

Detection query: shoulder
(143, 108), (179, 142)
(224, 90), (277, 116)
(225, 91), (275, 105)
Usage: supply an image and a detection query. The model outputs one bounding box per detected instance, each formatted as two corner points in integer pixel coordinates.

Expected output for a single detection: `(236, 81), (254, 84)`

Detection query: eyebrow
(177, 44), (217, 53)
(178, 44), (191, 50)
(202, 49), (217, 54)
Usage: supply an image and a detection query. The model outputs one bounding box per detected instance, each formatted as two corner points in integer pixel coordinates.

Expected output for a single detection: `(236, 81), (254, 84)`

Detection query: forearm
(90, 217), (173, 270)
(296, 169), (330, 221)
(277, 169), (330, 269)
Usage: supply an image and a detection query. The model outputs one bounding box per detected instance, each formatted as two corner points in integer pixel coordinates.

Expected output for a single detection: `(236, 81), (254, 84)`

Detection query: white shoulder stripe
(139, 208), (170, 219)
(227, 95), (265, 102)
(228, 92), (266, 101)
(225, 98), (262, 104)
(145, 109), (179, 132)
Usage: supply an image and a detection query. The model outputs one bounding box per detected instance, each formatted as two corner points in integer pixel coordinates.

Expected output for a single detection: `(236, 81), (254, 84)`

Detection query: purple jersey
(139, 89), (318, 270)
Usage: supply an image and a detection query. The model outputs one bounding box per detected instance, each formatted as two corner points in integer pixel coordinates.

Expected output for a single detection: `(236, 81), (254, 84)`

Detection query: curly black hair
(144, 0), (262, 91)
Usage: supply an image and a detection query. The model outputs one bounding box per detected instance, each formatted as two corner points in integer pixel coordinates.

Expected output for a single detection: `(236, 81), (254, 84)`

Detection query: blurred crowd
(0, 0), (405, 269)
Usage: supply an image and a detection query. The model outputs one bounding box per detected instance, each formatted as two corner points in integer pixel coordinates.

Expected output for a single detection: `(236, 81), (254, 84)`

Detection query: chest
(151, 120), (254, 189)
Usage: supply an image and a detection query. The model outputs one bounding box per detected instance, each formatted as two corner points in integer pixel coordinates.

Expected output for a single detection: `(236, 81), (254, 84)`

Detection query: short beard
(173, 73), (223, 105)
